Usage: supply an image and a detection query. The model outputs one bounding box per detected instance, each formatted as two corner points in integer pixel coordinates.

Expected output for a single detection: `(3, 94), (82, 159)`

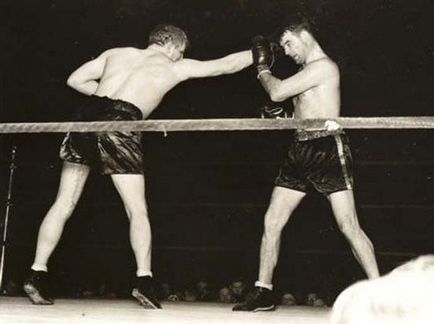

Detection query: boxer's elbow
(269, 87), (287, 102)
(66, 76), (94, 95)
(270, 92), (285, 102)
(66, 75), (80, 89)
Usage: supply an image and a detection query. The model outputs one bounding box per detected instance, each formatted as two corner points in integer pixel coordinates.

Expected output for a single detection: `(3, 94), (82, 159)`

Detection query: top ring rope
(0, 117), (434, 134)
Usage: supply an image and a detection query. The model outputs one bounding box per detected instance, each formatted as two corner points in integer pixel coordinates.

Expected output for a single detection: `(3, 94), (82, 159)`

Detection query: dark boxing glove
(251, 35), (274, 78)
(259, 101), (288, 119)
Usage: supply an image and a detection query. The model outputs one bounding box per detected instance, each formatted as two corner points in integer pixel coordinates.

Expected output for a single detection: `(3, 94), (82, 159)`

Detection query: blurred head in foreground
(331, 255), (434, 324)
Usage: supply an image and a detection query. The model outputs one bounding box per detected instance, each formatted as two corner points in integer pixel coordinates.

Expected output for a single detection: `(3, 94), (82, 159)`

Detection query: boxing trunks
(60, 95), (144, 175)
(275, 129), (353, 195)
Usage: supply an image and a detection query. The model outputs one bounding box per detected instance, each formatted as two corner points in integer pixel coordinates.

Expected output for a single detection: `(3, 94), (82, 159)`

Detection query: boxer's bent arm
(66, 49), (114, 95)
(260, 60), (338, 102)
(173, 51), (252, 81)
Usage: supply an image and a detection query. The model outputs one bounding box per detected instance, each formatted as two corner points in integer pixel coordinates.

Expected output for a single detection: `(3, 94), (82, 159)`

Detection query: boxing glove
(259, 101), (288, 119)
(251, 35), (274, 75)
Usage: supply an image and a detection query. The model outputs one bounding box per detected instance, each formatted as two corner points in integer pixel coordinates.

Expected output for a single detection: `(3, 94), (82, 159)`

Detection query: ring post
(0, 146), (17, 291)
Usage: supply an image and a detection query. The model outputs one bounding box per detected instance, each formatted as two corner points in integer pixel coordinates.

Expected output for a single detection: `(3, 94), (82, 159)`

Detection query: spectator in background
(281, 292), (296, 306)
(157, 282), (172, 301)
(2, 280), (21, 296)
(306, 292), (327, 307)
(218, 287), (234, 303)
(196, 280), (213, 301)
(167, 289), (183, 302)
(183, 287), (198, 302)
(97, 282), (117, 299)
(79, 287), (96, 298)
(313, 298), (327, 307)
(230, 279), (247, 302)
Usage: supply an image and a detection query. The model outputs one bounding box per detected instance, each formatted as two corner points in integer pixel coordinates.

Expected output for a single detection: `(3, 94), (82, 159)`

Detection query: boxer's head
(149, 24), (189, 61)
(331, 255), (434, 324)
(278, 14), (314, 64)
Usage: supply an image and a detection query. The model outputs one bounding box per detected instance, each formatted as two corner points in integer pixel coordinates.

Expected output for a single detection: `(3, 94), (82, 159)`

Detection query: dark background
(0, 0), (433, 301)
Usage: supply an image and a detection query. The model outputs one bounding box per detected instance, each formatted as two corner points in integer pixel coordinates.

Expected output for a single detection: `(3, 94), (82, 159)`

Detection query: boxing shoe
(132, 276), (162, 309)
(23, 270), (54, 305)
(232, 287), (275, 312)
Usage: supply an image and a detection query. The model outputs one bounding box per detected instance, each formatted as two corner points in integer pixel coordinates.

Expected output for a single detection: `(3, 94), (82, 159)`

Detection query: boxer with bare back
(23, 24), (252, 308)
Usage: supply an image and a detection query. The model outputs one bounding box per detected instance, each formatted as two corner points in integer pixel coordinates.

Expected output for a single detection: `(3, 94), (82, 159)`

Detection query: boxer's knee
(337, 216), (361, 238)
(124, 203), (149, 222)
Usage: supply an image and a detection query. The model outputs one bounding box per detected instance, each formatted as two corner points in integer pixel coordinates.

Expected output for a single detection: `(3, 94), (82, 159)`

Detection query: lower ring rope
(0, 117), (434, 134)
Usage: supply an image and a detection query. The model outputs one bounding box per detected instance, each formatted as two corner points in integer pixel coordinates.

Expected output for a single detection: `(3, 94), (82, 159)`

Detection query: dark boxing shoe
(132, 276), (162, 309)
(23, 270), (54, 305)
(232, 287), (275, 312)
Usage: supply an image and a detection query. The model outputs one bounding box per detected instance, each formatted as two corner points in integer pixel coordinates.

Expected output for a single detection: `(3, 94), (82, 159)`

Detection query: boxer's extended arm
(259, 59), (338, 102)
(173, 51), (253, 81)
(66, 50), (113, 95)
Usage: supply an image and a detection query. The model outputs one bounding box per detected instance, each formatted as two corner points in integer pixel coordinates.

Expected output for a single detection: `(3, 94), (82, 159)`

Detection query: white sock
(136, 270), (152, 277)
(31, 263), (48, 272)
(255, 280), (273, 291)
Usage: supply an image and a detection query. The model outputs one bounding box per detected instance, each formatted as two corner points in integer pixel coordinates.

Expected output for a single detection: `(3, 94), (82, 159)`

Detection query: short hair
(149, 24), (189, 48)
(277, 14), (313, 40)
(331, 255), (434, 324)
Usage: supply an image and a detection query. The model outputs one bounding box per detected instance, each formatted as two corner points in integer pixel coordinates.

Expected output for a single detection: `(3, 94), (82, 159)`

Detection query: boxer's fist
(251, 35), (274, 70)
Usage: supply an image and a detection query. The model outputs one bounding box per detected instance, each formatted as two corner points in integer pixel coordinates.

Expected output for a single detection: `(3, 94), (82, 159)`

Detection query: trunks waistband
(294, 128), (344, 141)
(92, 95), (143, 120)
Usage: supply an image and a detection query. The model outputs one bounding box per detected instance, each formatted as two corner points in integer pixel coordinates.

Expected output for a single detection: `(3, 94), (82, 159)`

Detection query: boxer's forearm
(223, 50), (253, 73)
(258, 73), (286, 102)
(175, 51), (253, 80)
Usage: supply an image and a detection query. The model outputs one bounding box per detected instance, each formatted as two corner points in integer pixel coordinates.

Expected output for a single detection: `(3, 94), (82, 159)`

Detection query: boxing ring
(0, 117), (433, 133)
(0, 297), (330, 324)
(0, 116), (433, 323)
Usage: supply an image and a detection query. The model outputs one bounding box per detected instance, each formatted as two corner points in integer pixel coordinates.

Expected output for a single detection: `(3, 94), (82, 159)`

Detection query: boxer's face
(280, 30), (306, 64)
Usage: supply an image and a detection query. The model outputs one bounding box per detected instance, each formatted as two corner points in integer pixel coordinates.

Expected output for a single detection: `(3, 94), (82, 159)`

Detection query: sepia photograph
(0, 0), (433, 323)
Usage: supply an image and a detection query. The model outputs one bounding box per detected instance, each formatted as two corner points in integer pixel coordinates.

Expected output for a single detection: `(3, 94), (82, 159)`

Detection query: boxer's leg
(111, 173), (161, 309)
(328, 190), (379, 279)
(24, 161), (90, 304)
(233, 186), (306, 312)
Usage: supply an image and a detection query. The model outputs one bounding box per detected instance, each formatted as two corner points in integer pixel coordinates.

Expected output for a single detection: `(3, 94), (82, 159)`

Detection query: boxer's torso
(292, 58), (341, 120)
(93, 47), (182, 119)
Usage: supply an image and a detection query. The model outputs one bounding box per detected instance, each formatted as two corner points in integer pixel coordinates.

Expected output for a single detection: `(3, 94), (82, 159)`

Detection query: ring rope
(0, 117), (434, 134)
